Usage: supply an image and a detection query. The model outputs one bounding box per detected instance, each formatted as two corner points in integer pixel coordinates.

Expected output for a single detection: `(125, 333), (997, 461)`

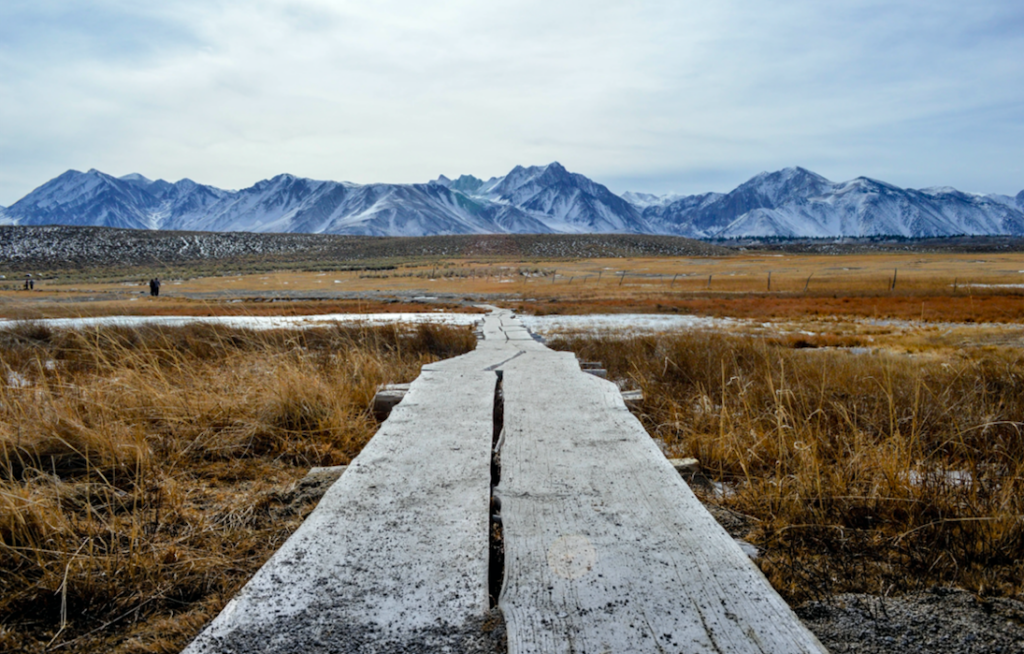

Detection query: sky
(1, 0), (1023, 206)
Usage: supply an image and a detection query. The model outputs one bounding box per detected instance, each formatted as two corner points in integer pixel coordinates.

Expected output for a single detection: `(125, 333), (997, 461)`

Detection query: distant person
(29, 279), (34, 290)
(149, 278), (157, 297)
(24, 278), (29, 291)
(153, 278), (161, 297)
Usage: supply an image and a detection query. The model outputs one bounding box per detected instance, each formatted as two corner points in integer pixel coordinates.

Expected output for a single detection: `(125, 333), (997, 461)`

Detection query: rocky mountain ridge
(4, 164), (1022, 239)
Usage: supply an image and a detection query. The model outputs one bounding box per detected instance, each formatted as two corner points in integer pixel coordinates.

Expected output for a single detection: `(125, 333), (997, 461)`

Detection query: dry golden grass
(10, 250), (1024, 303)
(0, 321), (476, 653)
(9, 251), (1022, 326)
(549, 331), (1024, 603)
(516, 292), (1024, 323)
(0, 297), (485, 322)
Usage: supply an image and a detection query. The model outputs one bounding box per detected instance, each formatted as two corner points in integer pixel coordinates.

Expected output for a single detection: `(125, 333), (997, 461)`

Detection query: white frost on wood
(495, 313), (826, 653)
(183, 307), (825, 653)
(182, 313), (511, 653)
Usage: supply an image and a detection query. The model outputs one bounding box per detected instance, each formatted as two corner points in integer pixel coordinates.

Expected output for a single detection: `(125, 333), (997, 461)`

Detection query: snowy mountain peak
(250, 173), (309, 192)
(742, 167), (832, 196)
(491, 162), (572, 194)
(642, 167), (1024, 239)
(622, 191), (685, 208)
(475, 162), (644, 233)
(920, 186), (960, 196)
(449, 175), (484, 194)
(845, 176), (900, 191)
(5, 165), (1022, 239)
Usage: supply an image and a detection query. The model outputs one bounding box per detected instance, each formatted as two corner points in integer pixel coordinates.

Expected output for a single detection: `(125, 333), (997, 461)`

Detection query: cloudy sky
(1, 0), (1022, 205)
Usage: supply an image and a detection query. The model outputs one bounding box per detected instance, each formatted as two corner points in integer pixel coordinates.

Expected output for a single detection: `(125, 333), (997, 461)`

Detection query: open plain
(2, 234), (1024, 653)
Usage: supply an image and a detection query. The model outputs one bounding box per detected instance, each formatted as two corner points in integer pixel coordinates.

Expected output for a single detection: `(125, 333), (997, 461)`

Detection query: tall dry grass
(549, 331), (1024, 603)
(0, 321), (475, 653)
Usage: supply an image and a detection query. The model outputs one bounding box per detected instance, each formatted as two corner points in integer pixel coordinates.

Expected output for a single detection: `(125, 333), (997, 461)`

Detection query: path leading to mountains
(183, 308), (825, 654)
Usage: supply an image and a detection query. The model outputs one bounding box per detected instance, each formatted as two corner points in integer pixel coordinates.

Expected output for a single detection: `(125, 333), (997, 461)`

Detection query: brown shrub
(0, 320), (476, 653)
(549, 330), (1024, 602)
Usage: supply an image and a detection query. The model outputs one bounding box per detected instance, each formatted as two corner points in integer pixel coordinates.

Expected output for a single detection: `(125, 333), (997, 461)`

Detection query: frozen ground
(5, 312), (1022, 352)
(0, 312), (485, 331)
(520, 313), (737, 335)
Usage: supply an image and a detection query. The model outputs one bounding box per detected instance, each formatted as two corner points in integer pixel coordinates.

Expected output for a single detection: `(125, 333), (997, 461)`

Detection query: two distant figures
(148, 278), (161, 297)
(23, 275), (34, 291)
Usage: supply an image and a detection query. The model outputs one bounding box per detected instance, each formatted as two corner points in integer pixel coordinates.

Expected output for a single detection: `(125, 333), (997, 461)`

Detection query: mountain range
(2, 163), (1022, 239)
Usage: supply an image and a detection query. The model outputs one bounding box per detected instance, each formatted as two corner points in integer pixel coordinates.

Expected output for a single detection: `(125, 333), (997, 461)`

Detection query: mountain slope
(474, 162), (646, 233)
(640, 168), (1024, 238)
(3, 165), (1022, 239)
(4, 170), (228, 231)
(4, 163), (644, 237)
(7, 170), (160, 230)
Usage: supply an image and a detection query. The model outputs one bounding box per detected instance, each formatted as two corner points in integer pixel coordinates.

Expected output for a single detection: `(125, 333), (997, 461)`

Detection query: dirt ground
(3, 251), (1024, 324)
(4, 250), (1024, 653)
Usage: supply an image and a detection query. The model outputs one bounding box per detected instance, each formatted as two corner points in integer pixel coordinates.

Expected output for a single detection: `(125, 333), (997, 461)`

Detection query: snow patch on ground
(520, 314), (736, 335)
(5, 371), (29, 387)
(0, 313), (485, 332)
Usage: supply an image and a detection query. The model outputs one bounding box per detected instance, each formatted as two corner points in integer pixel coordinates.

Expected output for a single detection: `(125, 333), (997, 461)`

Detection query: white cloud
(1, 0), (1022, 204)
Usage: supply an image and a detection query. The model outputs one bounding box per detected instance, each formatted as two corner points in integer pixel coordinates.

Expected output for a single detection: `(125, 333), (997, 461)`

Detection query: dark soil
(797, 588), (1024, 654)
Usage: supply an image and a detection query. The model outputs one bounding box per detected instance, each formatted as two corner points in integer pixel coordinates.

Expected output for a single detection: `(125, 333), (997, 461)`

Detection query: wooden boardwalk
(184, 308), (825, 654)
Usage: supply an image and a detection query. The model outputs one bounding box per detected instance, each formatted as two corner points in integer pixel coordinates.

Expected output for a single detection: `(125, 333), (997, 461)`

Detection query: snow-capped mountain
(620, 191), (685, 208)
(3, 164), (616, 236)
(639, 167), (1024, 238)
(429, 163), (647, 233)
(6, 169), (227, 231)
(472, 163), (646, 233)
(3, 164), (1022, 238)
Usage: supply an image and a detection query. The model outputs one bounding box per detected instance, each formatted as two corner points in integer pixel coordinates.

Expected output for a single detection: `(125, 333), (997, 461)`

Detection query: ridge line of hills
(2, 163), (1022, 239)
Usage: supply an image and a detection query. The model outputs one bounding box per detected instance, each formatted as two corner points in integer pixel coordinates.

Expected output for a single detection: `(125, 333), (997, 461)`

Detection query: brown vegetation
(0, 321), (476, 653)
(549, 331), (1024, 603)
(7, 249), (1024, 327)
(0, 298), (485, 322)
(516, 291), (1024, 323)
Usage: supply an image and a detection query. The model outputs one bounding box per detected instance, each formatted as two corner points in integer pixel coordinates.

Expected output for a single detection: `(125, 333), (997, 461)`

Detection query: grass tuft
(549, 330), (1024, 603)
(0, 320), (476, 653)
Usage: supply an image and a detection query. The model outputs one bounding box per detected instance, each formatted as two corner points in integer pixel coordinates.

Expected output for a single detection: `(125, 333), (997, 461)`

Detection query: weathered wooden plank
(668, 457), (700, 476)
(183, 314), (509, 654)
(495, 330), (826, 653)
(620, 389), (643, 410)
(371, 383), (411, 420)
(185, 308), (823, 653)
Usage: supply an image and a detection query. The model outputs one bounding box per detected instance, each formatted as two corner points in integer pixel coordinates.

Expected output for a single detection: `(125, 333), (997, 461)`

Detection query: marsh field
(2, 245), (1023, 652)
